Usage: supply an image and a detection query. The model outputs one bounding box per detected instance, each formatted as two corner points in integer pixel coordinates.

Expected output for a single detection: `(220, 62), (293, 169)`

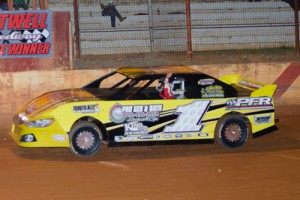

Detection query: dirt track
(0, 107), (299, 200)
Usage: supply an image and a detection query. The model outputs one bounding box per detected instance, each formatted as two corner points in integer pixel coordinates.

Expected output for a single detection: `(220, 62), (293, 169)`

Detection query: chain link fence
(191, 0), (295, 51)
(49, 0), (297, 56)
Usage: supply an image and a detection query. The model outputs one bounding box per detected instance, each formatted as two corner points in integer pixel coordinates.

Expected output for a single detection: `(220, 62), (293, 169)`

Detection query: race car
(10, 66), (277, 156)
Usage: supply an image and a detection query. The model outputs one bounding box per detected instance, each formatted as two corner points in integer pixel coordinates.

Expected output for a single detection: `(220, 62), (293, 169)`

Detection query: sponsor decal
(201, 85), (224, 98)
(110, 104), (126, 123)
(52, 134), (66, 142)
(198, 78), (215, 86)
(164, 134), (172, 139)
(124, 122), (148, 136)
(126, 136), (140, 141)
(164, 100), (211, 133)
(175, 133), (182, 138)
(110, 104), (163, 123)
(140, 135), (153, 140)
(115, 136), (124, 141)
(226, 97), (273, 110)
(114, 134), (155, 141)
(0, 11), (52, 58)
(254, 115), (272, 124)
(239, 80), (262, 89)
(186, 133), (194, 137)
(73, 104), (100, 113)
(198, 133), (209, 137)
(185, 133), (195, 137)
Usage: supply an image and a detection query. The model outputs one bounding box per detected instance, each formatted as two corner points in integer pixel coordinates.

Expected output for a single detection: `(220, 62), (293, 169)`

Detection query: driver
(159, 73), (174, 99)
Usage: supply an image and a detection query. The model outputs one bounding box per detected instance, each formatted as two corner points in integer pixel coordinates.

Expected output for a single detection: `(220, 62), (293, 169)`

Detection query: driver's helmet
(157, 76), (186, 99)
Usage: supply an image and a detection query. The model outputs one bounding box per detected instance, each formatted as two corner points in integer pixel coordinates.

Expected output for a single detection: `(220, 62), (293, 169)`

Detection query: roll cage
(82, 68), (238, 100)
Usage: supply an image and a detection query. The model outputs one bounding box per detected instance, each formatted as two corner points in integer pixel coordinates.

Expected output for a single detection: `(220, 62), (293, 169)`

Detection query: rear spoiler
(219, 74), (277, 97)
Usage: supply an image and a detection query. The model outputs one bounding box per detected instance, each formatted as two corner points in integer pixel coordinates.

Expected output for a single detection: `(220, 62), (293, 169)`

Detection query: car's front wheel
(215, 114), (250, 148)
(69, 121), (103, 156)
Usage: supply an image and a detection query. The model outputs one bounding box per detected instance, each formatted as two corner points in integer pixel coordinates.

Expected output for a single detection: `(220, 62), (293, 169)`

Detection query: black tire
(69, 121), (103, 156)
(215, 114), (250, 148)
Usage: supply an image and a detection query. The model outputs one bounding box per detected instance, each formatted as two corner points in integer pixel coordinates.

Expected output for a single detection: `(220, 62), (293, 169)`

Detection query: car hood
(16, 89), (96, 118)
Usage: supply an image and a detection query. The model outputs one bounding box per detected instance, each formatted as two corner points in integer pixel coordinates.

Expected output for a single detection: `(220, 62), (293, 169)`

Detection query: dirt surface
(74, 49), (300, 69)
(0, 106), (299, 200)
(1, 49), (299, 199)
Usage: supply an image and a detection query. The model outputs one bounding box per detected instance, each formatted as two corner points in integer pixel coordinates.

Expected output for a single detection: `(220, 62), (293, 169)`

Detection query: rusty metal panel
(52, 12), (72, 69)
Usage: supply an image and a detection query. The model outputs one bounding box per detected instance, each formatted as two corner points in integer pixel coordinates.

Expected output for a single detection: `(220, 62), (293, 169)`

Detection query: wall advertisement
(0, 10), (52, 58)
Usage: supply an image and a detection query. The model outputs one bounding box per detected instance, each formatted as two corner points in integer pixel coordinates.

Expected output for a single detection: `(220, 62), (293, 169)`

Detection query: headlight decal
(25, 118), (54, 128)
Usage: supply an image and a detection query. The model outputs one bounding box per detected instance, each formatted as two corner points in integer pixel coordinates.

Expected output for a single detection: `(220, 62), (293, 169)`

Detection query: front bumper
(10, 123), (70, 148)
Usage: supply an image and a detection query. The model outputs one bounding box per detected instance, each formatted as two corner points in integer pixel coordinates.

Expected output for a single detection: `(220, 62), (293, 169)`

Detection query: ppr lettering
(236, 97), (272, 106)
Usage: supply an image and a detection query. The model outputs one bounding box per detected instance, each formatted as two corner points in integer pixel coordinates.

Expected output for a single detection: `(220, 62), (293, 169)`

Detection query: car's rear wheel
(215, 114), (250, 148)
(69, 121), (103, 156)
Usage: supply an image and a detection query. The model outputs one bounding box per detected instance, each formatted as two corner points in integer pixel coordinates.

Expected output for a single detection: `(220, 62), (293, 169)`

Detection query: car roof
(116, 66), (201, 79)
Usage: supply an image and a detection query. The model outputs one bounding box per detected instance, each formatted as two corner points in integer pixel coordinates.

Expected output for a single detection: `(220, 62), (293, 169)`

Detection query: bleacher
(49, 1), (295, 55)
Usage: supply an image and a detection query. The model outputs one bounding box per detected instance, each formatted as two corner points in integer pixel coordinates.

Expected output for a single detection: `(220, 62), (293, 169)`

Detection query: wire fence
(49, 0), (297, 56)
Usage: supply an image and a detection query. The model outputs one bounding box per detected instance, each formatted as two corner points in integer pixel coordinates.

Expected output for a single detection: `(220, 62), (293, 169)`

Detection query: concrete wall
(1, 62), (299, 132)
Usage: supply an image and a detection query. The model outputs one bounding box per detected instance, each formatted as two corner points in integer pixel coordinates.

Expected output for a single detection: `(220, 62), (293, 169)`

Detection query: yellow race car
(10, 66), (277, 156)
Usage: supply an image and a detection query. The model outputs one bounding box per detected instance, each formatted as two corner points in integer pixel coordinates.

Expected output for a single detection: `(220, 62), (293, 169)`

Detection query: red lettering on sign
(36, 43), (43, 54)
(31, 13), (40, 29)
(0, 14), (9, 30)
(39, 13), (47, 29)
(0, 44), (7, 55)
(41, 42), (50, 54)
(22, 44), (31, 54)
(23, 13), (34, 29)
(8, 14), (25, 29)
(29, 43), (38, 54)
(7, 43), (51, 55)
(7, 13), (48, 30)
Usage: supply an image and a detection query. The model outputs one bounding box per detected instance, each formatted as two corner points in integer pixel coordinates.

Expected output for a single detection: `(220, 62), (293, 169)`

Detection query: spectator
(32, 0), (48, 10)
(100, 0), (126, 27)
(0, 0), (8, 10)
(13, 0), (30, 10)
(6, 0), (31, 10)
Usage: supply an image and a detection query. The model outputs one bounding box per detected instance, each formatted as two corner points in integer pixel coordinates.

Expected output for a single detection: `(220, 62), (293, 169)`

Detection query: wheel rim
(71, 126), (101, 156)
(224, 123), (242, 142)
(218, 117), (249, 148)
(76, 130), (96, 150)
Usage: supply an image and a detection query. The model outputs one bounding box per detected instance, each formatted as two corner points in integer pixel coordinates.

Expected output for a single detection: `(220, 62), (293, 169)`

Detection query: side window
(126, 79), (163, 100)
(102, 73), (129, 89)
